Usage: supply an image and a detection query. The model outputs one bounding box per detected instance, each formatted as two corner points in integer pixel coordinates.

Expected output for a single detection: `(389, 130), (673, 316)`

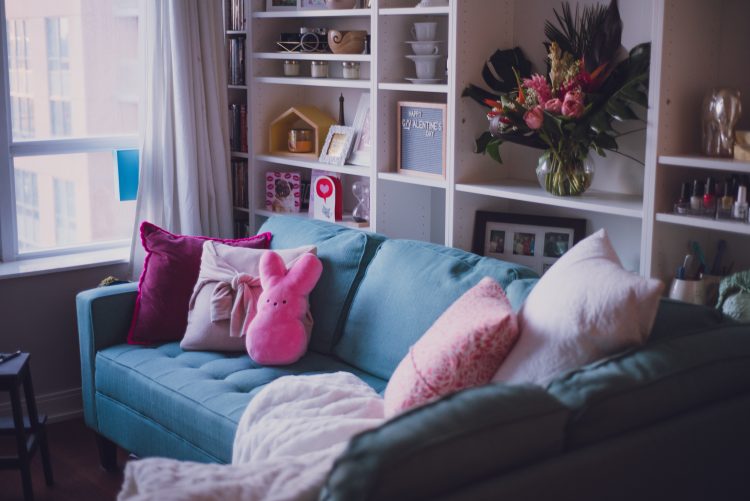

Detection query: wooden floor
(0, 418), (129, 501)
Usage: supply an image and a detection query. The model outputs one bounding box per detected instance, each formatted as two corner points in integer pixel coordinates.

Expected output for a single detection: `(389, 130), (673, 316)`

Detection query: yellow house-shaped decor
(269, 106), (337, 158)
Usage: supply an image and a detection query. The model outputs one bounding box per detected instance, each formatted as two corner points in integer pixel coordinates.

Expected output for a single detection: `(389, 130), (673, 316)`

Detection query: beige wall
(0, 262), (130, 420)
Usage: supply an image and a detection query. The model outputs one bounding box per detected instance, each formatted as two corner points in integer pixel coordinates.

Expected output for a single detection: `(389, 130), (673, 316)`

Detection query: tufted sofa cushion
(95, 343), (387, 463)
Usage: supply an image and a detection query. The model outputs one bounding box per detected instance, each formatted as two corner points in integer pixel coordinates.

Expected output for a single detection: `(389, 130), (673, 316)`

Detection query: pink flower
(562, 90), (584, 118)
(544, 98), (563, 114)
(524, 106), (544, 130)
(522, 74), (552, 104)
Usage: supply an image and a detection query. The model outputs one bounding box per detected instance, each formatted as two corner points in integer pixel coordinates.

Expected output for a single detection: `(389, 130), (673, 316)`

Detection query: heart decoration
(316, 178), (333, 203)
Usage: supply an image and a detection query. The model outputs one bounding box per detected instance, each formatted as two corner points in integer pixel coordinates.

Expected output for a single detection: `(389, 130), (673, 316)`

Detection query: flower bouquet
(463, 0), (650, 196)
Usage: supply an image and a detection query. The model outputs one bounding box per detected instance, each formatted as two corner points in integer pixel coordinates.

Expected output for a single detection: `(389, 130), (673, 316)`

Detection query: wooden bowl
(327, 30), (367, 55)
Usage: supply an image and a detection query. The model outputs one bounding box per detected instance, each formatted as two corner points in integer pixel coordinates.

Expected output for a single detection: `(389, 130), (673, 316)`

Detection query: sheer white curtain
(131, 0), (233, 275)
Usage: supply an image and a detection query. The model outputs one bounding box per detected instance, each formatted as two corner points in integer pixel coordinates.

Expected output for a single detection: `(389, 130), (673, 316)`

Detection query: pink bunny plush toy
(245, 250), (323, 365)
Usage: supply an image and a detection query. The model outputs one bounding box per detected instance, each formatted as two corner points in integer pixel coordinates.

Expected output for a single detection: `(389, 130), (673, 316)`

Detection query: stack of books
(227, 0), (246, 31)
(228, 37), (246, 85)
(229, 104), (248, 153)
(232, 160), (249, 209)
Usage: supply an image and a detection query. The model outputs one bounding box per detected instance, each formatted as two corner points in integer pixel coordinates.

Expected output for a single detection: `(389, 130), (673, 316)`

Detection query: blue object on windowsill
(115, 149), (139, 201)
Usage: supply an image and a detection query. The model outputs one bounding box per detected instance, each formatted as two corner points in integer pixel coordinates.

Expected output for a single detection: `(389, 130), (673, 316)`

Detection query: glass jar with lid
(311, 60), (329, 78)
(342, 61), (360, 80)
(288, 128), (314, 153)
(283, 60), (300, 77)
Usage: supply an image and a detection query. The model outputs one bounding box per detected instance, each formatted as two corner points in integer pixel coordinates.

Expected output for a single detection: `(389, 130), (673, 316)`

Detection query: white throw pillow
(181, 242), (315, 352)
(492, 229), (664, 386)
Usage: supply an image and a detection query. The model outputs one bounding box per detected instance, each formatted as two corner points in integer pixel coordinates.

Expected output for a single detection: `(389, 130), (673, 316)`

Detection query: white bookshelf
(233, 0), (749, 281)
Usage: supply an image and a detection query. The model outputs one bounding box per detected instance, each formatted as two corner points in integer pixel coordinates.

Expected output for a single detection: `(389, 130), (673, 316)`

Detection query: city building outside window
(0, 0), (140, 261)
(7, 18), (33, 138)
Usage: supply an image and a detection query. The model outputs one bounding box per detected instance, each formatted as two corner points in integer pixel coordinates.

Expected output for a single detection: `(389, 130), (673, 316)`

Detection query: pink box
(265, 171), (302, 213)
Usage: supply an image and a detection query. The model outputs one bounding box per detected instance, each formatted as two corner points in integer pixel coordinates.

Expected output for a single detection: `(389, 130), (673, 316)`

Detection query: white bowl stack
(405, 22), (444, 84)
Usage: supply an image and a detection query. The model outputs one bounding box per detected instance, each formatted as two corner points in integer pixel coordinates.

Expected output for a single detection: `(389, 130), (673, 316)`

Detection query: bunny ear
(259, 251), (287, 289)
(284, 253), (323, 295)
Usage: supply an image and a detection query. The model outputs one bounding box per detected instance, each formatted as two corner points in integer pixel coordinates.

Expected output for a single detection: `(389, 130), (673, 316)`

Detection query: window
(46, 17), (71, 136)
(14, 170), (39, 251)
(53, 178), (76, 246)
(7, 18), (33, 138)
(0, 0), (140, 261)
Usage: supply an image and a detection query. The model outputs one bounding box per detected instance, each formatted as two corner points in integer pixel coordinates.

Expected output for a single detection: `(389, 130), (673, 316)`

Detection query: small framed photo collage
(472, 211), (586, 276)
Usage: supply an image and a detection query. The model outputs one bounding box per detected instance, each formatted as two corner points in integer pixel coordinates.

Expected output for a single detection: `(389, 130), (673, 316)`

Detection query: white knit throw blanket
(118, 372), (385, 501)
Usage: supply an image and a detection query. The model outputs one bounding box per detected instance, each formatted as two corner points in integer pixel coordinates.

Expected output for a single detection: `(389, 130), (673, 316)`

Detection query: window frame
(0, 0), (139, 263)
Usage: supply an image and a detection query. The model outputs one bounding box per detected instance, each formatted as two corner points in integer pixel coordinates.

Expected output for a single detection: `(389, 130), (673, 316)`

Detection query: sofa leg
(96, 434), (118, 472)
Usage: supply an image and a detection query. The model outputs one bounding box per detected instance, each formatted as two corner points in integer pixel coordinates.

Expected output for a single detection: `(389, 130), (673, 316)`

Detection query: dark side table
(0, 353), (53, 500)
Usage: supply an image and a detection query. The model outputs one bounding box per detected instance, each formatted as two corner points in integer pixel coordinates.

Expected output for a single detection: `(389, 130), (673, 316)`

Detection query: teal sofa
(77, 216), (750, 500)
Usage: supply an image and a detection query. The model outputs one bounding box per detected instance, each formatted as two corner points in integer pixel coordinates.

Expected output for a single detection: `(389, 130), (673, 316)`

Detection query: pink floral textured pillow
(384, 277), (519, 418)
(127, 222), (271, 345)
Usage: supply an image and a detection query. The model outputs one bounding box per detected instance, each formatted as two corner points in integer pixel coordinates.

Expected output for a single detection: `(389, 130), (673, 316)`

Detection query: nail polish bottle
(674, 181), (691, 214)
(733, 185), (748, 221)
(703, 176), (716, 214)
(718, 180), (734, 219)
(690, 179), (703, 211)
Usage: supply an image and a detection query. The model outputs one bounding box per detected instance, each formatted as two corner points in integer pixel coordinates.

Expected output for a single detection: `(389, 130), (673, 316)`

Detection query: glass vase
(536, 151), (594, 196)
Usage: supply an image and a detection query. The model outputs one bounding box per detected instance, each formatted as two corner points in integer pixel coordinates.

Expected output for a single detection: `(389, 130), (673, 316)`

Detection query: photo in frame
(319, 125), (356, 165)
(266, 0), (298, 11)
(299, 0), (327, 8)
(397, 101), (446, 179)
(471, 211), (586, 275)
(350, 93), (371, 166)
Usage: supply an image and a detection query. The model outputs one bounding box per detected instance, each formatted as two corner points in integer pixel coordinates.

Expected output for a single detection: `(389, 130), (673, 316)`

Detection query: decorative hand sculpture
(702, 88), (742, 157)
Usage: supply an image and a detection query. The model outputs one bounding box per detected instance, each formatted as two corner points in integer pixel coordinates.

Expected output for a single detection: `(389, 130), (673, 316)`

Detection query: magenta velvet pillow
(383, 277), (519, 418)
(127, 222), (271, 345)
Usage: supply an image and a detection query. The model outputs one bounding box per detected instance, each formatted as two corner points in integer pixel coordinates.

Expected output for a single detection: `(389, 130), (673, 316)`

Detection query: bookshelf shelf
(254, 76), (371, 89)
(256, 153), (371, 177)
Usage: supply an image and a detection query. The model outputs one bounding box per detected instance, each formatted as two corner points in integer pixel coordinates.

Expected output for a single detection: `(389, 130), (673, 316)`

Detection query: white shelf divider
(378, 82), (448, 93)
(379, 7), (449, 16)
(659, 155), (750, 173)
(254, 52), (372, 62)
(255, 208), (371, 230)
(255, 153), (371, 177)
(254, 76), (371, 89)
(253, 9), (372, 19)
(455, 179), (643, 219)
(378, 171), (447, 189)
(655, 212), (750, 235)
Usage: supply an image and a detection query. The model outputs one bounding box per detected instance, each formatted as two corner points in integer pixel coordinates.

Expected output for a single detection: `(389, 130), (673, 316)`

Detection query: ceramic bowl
(327, 30), (367, 54)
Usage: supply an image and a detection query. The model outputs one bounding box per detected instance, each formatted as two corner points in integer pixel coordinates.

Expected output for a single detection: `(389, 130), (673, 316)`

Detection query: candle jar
(283, 60), (300, 77)
(288, 128), (314, 153)
(311, 60), (329, 78)
(342, 61), (360, 80)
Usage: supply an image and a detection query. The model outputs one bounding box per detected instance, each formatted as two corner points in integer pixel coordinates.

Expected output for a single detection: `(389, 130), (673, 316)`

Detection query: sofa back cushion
(322, 383), (569, 501)
(333, 239), (538, 380)
(258, 216), (385, 354)
(547, 322), (750, 448)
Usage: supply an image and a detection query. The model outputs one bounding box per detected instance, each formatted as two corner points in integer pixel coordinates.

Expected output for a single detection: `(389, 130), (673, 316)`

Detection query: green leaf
(606, 101), (638, 121)
(485, 139), (503, 163)
(474, 131), (494, 154)
(590, 112), (614, 134)
(594, 132), (618, 150)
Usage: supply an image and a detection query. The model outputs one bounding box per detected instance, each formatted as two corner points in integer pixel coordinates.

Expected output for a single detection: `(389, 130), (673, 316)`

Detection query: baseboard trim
(0, 387), (83, 423)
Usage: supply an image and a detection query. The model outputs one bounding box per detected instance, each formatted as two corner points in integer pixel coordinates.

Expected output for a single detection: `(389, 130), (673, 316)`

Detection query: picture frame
(397, 101), (446, 179)
(471, 211), (586, 275)
(299, 0), (327, 8)
(319, 125), (356, 165)
(350, 93), (371, 166)
(266, 0), (298, 11)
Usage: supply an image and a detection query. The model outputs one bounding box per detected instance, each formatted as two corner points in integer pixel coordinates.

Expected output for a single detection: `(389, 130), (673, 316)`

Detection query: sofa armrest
(321, 383), (570, 501)
(76, 282), (138, 430)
